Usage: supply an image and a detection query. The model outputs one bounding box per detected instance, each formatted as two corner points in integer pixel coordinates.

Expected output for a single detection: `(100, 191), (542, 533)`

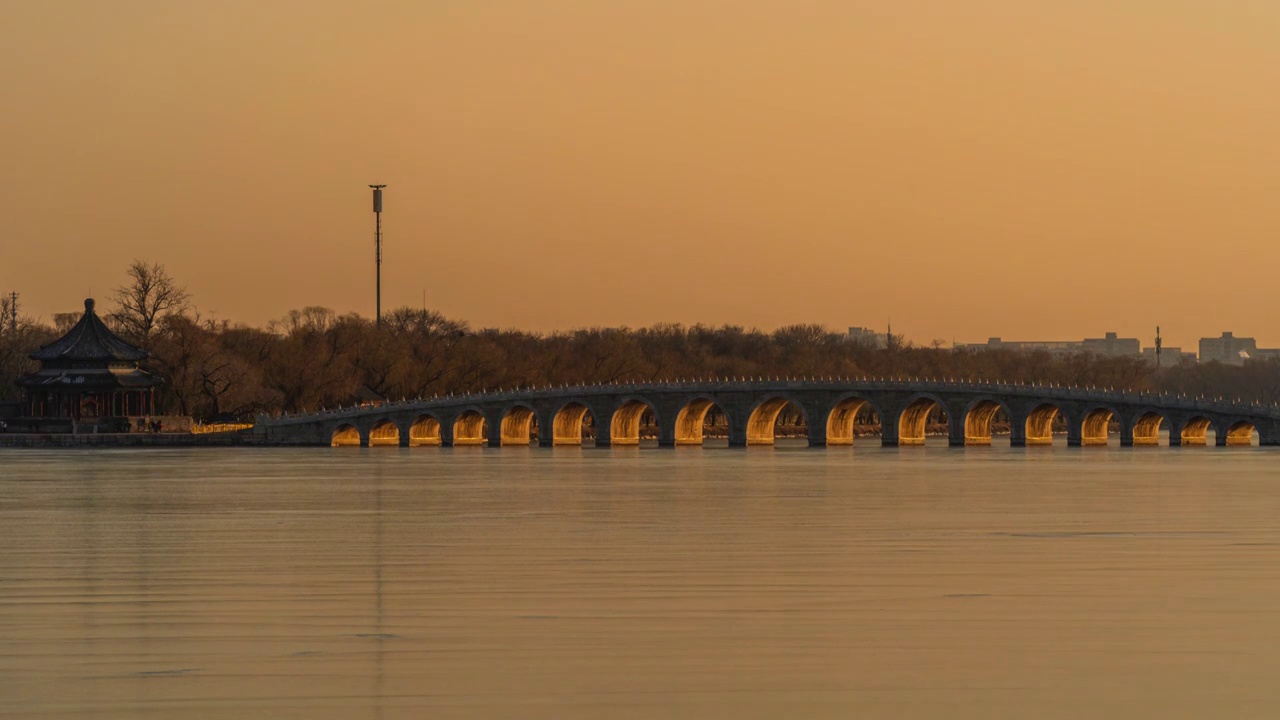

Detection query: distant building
(1200, 332), (1280, 365)
(959, 338), (1084, 353)
(1080, 332), (1141, 357)
(1200, 332), (1257, 365)
(847, 327), (888, 348)
(1141, 346), (1196, 365)
(958, 331), (1142, 357)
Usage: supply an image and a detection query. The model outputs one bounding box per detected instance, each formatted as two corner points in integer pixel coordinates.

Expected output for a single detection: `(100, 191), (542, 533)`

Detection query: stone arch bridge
(253, 379), (1280, 449)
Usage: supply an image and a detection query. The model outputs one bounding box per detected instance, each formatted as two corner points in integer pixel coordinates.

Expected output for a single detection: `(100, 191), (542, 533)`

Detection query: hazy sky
(2, 1), (1277, 350)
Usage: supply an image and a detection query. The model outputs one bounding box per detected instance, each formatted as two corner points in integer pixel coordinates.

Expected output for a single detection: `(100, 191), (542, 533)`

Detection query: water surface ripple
(2, 444), (1279, 719)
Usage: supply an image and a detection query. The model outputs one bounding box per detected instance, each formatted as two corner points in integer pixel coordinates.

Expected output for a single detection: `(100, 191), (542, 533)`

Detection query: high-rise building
(847, 327), (888, 348)
(1199, 332), (1257, 365)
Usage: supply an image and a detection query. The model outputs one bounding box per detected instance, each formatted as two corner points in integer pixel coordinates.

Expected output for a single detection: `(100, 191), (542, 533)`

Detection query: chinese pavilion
(18, 298), (162, 428)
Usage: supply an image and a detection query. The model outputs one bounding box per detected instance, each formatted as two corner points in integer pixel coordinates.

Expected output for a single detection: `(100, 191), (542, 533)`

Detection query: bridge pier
(1118, 424), (1135, 447)
(880, 408), (901, 447)
(806, 422), (827, 447)
(594, 421), (612, 448)
(1065, 414), (1083, 447)
(1008, 411), (1027, 447)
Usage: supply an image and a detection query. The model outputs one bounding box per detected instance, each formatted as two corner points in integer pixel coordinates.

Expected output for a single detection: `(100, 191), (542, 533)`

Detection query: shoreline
(0, 433), (254, 448)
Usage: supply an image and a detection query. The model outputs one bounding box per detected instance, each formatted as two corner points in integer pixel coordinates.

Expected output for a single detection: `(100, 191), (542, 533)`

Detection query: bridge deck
(253, 380), (1280, 449)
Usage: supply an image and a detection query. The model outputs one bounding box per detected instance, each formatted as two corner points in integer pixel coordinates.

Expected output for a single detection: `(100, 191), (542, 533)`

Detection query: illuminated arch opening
(746, 397), (808, 446)
(898, 396), (949, 446)
(1131, 412), (1166, 446)
(825, 396), (879, 446)
(552, 401), (595, 446)
(452, 410), (488, 446)
(674, 398), (729, 446)
(1180, 417), (1214, 446)
(1025, 403), (1065, 446)
(331, 423), (361, 447)
(1225, 421), (1258, 447)
(409, 415), (442, 446)
(610, 399), (657, 446)
(1081, 407), (1117, 446)
(964, 399), (1009, 446)
(500, 405), (539, 446)
(368, 419), (400, 447)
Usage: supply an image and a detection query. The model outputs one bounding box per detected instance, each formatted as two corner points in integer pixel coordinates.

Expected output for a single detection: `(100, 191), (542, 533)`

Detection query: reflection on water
(2, 444), (1280, 719)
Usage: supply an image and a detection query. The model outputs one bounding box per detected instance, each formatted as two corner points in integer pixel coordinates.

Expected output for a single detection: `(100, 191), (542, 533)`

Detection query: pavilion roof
(30, 299), (149, 363)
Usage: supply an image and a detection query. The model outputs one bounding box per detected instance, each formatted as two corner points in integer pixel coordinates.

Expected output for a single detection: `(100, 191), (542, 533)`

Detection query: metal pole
(370, 184), (386, 328)
(376, 208), (382, 327)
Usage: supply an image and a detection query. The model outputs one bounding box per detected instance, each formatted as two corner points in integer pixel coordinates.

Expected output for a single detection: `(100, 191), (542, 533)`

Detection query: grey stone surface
(252, 379), (1280, 449)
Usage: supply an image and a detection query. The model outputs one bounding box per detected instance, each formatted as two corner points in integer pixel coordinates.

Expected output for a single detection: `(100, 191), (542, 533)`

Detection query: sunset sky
(2, 1), (1277, 350)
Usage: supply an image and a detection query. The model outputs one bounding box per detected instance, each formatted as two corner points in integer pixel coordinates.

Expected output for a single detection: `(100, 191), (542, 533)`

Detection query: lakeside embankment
(0, 432), (254, 448)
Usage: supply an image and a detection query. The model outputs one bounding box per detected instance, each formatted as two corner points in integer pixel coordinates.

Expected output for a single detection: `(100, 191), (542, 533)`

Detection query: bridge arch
(409, 414), (442, 446)
(674, 395), (730, 446)
(452, 408), (488, 446)
(897, 394), (950, 446)
(964, 398), (1012, 446)
(1080, 404), (1122, 446)
(1224, 420), (1258, 447)
(746, 395), (808, 446)
(500, 402), (539, 446)
(331, 423), (361, 447)
(609, 397), (658, 446)
(1179, 416), (1214, 446)
(368, 419), (401, 447)
(1130, 410), (1169, 446)
(825, 394), (881, 446)
(1024, 402), (1067, 446)
(551, 400), (595, 446)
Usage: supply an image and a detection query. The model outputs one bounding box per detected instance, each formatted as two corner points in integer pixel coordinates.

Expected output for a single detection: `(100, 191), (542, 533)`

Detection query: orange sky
(2, 1), (1278, 351)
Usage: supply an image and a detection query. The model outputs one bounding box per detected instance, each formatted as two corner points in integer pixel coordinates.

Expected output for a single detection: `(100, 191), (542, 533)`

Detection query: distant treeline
(2, 262), (1279, 421)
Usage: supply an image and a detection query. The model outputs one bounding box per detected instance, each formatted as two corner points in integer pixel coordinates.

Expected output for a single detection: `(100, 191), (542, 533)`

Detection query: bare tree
(52, 313), (81, 333)
(111, 260), (191, 344)
(0, 292), (15, 335)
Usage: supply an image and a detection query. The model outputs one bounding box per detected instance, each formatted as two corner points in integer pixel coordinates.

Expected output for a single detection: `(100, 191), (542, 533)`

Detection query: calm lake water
(2, 443), (1280, 719)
